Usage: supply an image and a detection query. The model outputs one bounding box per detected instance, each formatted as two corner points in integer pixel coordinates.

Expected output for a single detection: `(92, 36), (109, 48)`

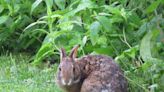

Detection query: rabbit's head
(57, 45), (81, 86)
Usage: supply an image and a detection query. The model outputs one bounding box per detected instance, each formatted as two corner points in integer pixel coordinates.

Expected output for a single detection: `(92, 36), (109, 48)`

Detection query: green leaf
(69, 33), (82, 46)
(0, 5), (4, 13)
(140, 31), (152, 61)
(38, 14), (62, 20)
(137, 15), (162, 37)
(57, 21), (75, 31)
(97, 36), (107, 46)
(115, 45), (139, 60)
(128, 13), (141, 27)
(94, 47), (114, 56)
(74, 0), (95, 14)
(23, 21), (47, 31)
(45, 0), (53, 14)
(33, 30), (67, 64)
(0, 16), (8, 24)
(90, 21), (101, 45)
(82, 36), (87, 47)
(64, 0), (94, 17)
(20, 29), (48, 41)
(105, 6), (121, 15)
(140, 30), (159, 61)
(96, 16), (112, 32)
(14, 4), (20, 13)
(31, 0), (43, 14)
(54, 0), (66, 10)
(43, 30), (68, 44)
(33, 43), (54, 64)
(137, 23), (147, 37)
(76, 2), (90, 12)
(124, 46), (139, 59)
(146, 0), (161, 13)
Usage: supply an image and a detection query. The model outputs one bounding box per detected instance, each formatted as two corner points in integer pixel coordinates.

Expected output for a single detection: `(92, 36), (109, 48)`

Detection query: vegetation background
(0, 0), (163, 92)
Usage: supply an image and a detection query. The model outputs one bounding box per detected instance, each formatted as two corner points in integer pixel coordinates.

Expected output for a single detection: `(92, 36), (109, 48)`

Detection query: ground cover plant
(0, 53), (62, 92)
(0, 0), (164, 92)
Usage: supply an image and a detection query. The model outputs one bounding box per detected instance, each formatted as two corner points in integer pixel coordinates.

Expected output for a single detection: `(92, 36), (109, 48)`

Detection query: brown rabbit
(56, 45), (128, 92)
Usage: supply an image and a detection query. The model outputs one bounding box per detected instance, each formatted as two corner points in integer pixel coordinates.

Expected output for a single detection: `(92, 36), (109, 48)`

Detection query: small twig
(120, 27), (132, 48)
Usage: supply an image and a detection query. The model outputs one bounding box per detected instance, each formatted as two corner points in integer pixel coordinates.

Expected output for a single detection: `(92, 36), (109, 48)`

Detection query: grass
(0, 53), (163, 92)
(0, 53), (62, 92)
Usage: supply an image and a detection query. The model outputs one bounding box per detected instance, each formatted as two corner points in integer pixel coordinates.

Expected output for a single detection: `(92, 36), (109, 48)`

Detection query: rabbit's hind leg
(80, 74), (110, 92)
(80, 78), (102, 92)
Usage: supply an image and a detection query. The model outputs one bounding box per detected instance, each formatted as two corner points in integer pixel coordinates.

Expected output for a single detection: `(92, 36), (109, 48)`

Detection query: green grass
(0, 53), (163, 92)
(0, 54), (62, 92)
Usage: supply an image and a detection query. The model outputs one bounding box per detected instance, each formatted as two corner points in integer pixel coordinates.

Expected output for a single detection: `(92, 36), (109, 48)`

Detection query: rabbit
(56, 45), (128, 92)
(56, 46), (83, 92)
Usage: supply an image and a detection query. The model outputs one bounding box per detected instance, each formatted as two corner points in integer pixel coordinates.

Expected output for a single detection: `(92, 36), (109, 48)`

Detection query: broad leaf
(140, 30), (159, 61)
(0, 16), (8, 24)
(104, 5), (121, 15)
(140, 31), (152, 61)
(94, 47), (114, 56)
(96, 16), (112, 32)
(97, 36), (107, 46)
(54, 0), (66, 10)
(0, 5), (4, 13)
(90, 21), (101, 45)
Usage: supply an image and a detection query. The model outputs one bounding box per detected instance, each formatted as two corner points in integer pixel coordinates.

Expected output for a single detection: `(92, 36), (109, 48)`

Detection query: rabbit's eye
(73, 67), (75, 72)
(59, 67), (61, 71)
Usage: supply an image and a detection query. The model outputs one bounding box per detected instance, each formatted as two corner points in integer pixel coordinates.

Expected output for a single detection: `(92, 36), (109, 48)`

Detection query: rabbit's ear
(60, 48), (66, 61)
(69, 45), (79, 59)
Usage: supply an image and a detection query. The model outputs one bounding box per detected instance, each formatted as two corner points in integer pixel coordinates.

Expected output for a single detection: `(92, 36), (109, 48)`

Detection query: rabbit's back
(76, 55), (127, 92)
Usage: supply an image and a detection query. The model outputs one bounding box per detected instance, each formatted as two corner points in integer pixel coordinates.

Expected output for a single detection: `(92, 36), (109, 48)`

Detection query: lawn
(0, 53), (163, 92)
(0, 53), (62, 92)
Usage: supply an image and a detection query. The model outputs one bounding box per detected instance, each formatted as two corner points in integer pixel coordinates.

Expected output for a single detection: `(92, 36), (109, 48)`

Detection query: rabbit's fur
(56, 45), (128, 92)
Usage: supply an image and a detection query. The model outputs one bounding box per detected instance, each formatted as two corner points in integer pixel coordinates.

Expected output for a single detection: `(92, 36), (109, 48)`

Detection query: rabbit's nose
(62, 79), (72, 85)
(67, 79), (72, 86)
